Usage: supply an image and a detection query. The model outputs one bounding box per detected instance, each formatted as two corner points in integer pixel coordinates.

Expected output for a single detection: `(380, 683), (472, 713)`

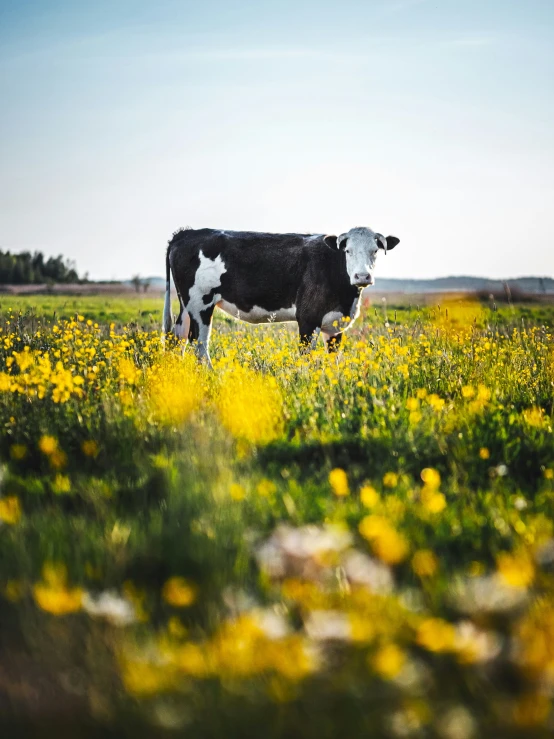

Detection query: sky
(1, 0), (553, 281)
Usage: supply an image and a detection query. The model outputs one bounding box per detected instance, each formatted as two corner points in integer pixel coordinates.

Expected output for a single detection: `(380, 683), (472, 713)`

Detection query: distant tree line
(0, 250), (83, 284)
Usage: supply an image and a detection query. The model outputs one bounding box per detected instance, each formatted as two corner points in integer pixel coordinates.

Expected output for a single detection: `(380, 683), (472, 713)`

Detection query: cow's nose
(354, 273), (374, 287)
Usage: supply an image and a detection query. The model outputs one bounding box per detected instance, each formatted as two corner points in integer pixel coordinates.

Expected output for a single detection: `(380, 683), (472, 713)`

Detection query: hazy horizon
(1, 0), (553, 281)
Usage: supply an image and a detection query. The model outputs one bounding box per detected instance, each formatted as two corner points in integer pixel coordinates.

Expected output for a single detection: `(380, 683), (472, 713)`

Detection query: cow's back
(169, 228), (317, 314)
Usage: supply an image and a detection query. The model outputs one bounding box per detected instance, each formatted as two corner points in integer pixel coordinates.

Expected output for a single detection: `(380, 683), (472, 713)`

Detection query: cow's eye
(345, 248), (351, 255)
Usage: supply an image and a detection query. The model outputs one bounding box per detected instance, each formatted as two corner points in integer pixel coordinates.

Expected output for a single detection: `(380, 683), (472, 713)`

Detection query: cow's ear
(337, 233), (348, 250)
(386, 235), (400, 250)
(323, 234), (338, 249)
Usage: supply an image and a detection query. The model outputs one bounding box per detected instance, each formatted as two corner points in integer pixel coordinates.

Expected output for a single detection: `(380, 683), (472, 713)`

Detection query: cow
(162, 226), (400, 367)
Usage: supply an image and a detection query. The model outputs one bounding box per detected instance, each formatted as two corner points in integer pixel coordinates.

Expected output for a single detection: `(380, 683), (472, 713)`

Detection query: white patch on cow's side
(184, 250), (227, 367)
(217, 301), (297, 325)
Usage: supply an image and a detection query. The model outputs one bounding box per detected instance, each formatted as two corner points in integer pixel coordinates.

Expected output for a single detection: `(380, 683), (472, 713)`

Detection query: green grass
(0, 294), (553, 738)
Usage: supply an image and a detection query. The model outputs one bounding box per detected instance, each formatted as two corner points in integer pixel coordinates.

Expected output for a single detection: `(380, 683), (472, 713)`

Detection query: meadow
(0, 293), (553, 738)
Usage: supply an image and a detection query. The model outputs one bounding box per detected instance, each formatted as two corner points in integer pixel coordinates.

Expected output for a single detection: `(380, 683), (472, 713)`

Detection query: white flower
(304, 610), (351, 642)
(449, 575), (527, 615)
(82, 590), (136, 626)
(343, 550), (394, 593)
(454, 621), (501, 663)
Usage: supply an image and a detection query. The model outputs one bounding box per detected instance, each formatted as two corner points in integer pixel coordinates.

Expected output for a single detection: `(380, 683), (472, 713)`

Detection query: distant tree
(131, 275), (142, 293)
(142, 278), (151, 293)
(0, 249), (82, 284)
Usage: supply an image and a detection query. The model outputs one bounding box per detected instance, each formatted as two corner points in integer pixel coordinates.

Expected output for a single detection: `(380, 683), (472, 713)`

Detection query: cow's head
(324, 227), (400, 288)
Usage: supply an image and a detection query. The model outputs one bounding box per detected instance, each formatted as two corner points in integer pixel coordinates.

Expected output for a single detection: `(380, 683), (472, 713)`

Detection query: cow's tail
(162, 246), (173, 336)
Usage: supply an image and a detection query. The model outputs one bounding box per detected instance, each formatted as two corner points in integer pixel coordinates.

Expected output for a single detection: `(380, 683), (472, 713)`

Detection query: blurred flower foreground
(1, 298), (554, 738)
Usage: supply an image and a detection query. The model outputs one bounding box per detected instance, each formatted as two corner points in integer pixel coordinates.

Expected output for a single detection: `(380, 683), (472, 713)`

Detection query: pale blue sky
(1, 0), (553, 280)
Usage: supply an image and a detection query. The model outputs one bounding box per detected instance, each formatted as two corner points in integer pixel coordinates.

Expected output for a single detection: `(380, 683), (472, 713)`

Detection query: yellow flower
(496, 552), (535, 589)
(406, 397), (420, 411)
(416, 618), (455, 652)
(382, 472), (398, 488)
(412, 549), (438, 577)
(512, 694), (551, 728)
(479, 447), (490, 460)
(257, 478), (277, 497)
(38, 435), (57, 455)
(359, 515), (409, 564)
(420, 468), (441, 489)
(9, 444), (27, 461)
(0, 496), (22, 525)
(523, 407), (545, 428)
(329, 468), (349, 497)
(162, 577), (198, 608)
(121, 659), (175, 696)
(216, 367), (284, 444)
(4, 580), (24, 602)
(462, 385), (475, 399)
(544, 468), (554, 480)
(52, 474), (71, 494)
(360, 484), (379, 508)
(420, 489), (446, 514)
(33, 563), (83, 616)
(230, 483), (246, 501)
(371, 643), (406, 679)
(82, 440), (99, 457)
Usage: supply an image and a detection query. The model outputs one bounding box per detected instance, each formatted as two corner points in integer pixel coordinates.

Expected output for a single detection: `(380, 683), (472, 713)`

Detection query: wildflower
(343, 550), (393, 593)
(406, 397), (419, 411)
(512, 694), (551, 727)
(453, 621), (501, 664)
(360, 484), (379, 508)
(383, 472), (398, 488)
(523, 407), (545, 428)
(421, 468), (441, 489)
(416, 618), (455, 652)
(304, 610), (351, 642)
(38, 435), (57, 455)
(82, 440), (99, 458)
(479, 447), (490, 460)
(257, 478), (277, 497)
(82, 591), (136, 626)
(544, 468), (554, 480)
(33, 563), (83, 615)
(496, 552), (534, 589)
(420, 488), (446, 514)
(4, 580), (24, 602)
(49, 449), (68, 470)
(9, 444), (27, 461)
(230, 483), (246, 501)
(371, 643), (406, 679)
(462, 385), (475, 399)
(329, 468), (349, 497)
(411, 549), (438, 578)
(359, 515), (408, 564)
(52, 474), (71, 494)
(162, 577), (198, 608)
(0, 496), (22, 525)
(146, 353), (203, 426)
(216, 367), (284, 444)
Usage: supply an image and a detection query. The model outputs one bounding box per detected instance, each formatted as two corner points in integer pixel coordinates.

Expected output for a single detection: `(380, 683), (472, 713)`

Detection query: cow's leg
(322, 331), (343, 354)
(174, 296), (190, 344)
(298, 321), (320, 354)
(187, 304), (215, 369)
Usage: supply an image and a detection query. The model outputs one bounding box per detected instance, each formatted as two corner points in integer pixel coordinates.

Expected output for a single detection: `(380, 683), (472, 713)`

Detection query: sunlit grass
(0, 296), (553, 736)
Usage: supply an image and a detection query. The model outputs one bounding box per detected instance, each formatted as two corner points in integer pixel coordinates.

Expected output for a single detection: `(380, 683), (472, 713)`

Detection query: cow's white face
(325, 227), (400, 288)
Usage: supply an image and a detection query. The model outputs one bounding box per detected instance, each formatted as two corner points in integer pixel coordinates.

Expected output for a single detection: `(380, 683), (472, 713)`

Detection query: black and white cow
(163, 227), (400, 366)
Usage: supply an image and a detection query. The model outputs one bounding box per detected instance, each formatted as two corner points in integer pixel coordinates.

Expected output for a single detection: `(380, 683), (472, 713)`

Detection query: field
(1, 294), (554, 738)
